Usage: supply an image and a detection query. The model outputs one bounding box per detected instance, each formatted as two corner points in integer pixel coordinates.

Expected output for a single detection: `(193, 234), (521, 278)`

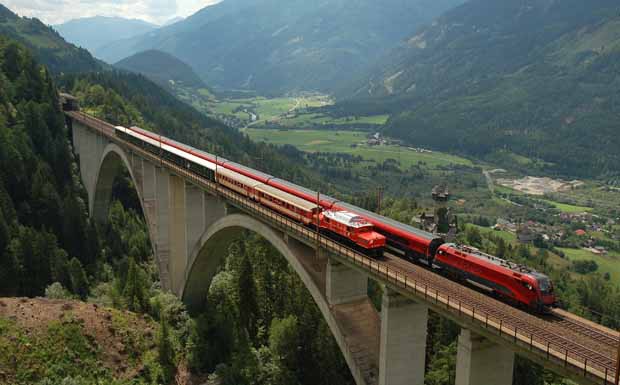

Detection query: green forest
(0, 37), (357, 384)
(1, 17), (619, 384)
(333, 0), (620, 179)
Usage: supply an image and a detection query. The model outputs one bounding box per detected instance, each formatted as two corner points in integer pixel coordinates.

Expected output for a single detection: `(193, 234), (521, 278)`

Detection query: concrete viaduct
(67, 109), (616, 385)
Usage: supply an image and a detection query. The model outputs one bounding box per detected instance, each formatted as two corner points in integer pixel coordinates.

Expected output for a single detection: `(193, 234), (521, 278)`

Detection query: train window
(537, 277), (552, 293)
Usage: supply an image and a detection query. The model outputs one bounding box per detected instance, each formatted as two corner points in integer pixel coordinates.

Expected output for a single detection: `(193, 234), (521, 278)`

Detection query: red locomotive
(320, 210), (385, 258)
(435, 244), (556, 311)
(114, 124), (556, 312)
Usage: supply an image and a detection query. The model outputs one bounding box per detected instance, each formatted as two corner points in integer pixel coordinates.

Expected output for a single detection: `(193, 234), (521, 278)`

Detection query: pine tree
(237, 253), (259, 341)
(496, 237), (507, 258)
(123, 257), (146, 312)
(0, 213), (17, 296)
(68, 257), (89, 299)
(158, 313), (175, 382)
(2, 42), (21, 81)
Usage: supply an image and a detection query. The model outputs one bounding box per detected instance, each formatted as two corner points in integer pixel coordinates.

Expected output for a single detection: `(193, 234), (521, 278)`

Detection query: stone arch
(91, 143), (158, 269)
(182, 213), (368, 385)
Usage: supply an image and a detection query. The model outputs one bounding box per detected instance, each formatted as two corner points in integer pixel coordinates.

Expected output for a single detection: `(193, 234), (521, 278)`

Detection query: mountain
(0, 4), (102, 73)
(96, 0), (466, 95)
(54, 16), (158, 57)
(163, 16), (184, 26)
(115, 49), (206, 90)
(337, 0), (620, 178)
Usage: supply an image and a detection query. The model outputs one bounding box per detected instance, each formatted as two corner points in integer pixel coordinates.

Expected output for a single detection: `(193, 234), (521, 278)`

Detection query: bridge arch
(92, 144), (141, 221)
(91, 143), (159, 270)
(182, 213), (369, 384)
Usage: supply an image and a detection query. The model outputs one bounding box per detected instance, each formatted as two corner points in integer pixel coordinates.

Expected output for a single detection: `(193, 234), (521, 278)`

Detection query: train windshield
(537, 276), (552, 294)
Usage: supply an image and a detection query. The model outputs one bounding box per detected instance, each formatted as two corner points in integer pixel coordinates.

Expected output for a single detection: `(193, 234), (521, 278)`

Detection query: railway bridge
(65, 107), (618, 385)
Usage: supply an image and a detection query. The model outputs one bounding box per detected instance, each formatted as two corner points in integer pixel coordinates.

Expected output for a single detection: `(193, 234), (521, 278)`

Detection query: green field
(559, 247), (620, 284)
(209, 95), (333, 122)
(244, 128), (473, 169)
(494, 185), (592, 213)
(540, 199), (592, 213)
(268, 113), (390, 127)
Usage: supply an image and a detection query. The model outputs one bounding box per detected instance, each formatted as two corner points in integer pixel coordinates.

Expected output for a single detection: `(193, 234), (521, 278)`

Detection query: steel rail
(68, 111), (618, 385)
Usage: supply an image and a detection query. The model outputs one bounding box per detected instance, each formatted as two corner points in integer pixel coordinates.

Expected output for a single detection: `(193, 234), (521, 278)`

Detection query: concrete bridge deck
(67, 109), (619, 385)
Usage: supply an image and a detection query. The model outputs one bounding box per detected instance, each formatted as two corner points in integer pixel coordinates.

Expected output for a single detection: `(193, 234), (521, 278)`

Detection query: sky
(2, 0), (221, 25)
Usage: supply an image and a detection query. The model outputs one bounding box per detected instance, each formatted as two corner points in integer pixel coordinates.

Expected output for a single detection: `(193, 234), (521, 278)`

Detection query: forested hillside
(337, 0), (620, 178)
(115, 50), (206, 90)
(0, 35), (356, 383)
(0, 5), (102, 74)
(55, 69), (357, 385)
(97, 0), (464, 94)
(0, 36), (97, 297)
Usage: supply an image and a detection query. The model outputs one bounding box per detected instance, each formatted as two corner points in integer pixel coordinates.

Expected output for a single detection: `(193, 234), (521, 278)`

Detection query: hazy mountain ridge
(337, 0), (620, 177)
(115, 49), (206, 90)
(0, 4), (102, 73)
(97, 0), (465, 94)
(54, 16), (158, 56)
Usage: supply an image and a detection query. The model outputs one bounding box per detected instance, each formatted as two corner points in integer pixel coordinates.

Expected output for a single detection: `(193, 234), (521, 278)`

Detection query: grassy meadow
(244, 128), (473, 170)
(559, 247), (620, 285)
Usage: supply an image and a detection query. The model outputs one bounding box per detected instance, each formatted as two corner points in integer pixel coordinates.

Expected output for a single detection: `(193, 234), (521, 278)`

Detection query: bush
(571, 260), (598, 274)
(45, 282), (73, 300)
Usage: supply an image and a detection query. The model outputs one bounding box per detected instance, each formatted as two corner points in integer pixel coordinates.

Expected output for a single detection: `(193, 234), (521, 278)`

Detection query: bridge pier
(326, 258), (368, 305)
(455, 328), (514, 385)
(379, 288), (427, 385)
(155, 167), (172, 291)
(168, 175), (188, 295)
(185, 183), (206, 260)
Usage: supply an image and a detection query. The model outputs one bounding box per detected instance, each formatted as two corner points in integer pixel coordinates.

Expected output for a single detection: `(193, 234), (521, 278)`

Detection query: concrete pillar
(326, 258), (368, 305)
(131, 154), (143, 193)
(142, 162), (156, 202)
(204, 193), (226, 230)
(155, 168), (171, 291)
(72, 121), (81, 155)
(185, 183), (206, 259)
(379, 288), (428, 385)
(455, 329), (514, 385)
(169, 175), (187, 295)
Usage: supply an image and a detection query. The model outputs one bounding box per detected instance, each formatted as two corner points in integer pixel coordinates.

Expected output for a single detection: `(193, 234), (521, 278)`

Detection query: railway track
(549, 310), (620, 348)
(382, 253), (618, 374)
(70, 111), (619, 382)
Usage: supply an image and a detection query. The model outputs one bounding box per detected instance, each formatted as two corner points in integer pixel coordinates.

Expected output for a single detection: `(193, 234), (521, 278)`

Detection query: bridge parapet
(67, 110), (616, 385)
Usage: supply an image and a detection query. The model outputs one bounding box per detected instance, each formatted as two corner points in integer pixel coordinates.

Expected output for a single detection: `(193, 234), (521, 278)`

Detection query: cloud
(2, 0), (220, 25)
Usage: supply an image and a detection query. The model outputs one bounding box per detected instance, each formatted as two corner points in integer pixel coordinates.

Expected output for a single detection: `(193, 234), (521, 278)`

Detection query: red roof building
(575, 229), (587, 236)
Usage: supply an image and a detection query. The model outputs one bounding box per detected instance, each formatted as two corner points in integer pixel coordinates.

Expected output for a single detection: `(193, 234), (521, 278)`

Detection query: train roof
(127, 126), (216, 171)
(222, 160), (274, 182)
(255, 184), (318, 212)
(323, 210), (373, 228)
(119, 125), (160, 147)
(335, 201), (438, 240)
(269, 178), (339, 205)
(191, 147), (217, 162)
(217, 167), (262, 188)
(444, 243), (539, 276)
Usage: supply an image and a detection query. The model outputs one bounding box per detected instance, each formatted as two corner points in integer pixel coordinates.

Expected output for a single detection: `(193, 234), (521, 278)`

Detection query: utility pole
(615, 333), (620, 385)
(215, 155), (219, 196)
(315, 190), (321, 270)
(377, 186), (383, 213)
(159, 129), (163, 167)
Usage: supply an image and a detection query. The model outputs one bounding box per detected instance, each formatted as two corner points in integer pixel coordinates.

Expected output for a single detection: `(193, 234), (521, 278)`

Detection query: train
(114, 124), (557, 312)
